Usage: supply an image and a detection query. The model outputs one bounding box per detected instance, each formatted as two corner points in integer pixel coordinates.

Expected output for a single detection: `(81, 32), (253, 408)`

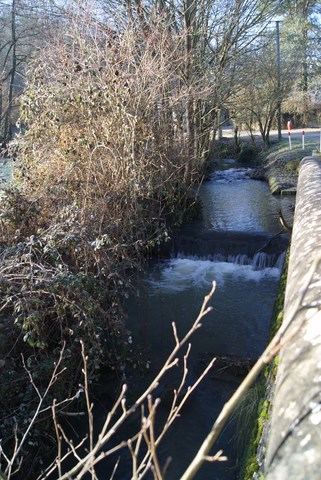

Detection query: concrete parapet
(265, 156), (321, 479)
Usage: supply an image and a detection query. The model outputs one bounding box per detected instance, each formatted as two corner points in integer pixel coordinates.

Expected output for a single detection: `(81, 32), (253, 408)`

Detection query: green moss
(256, 400), (270, 442)
(239, 248), (290, 479)
(285, 159), (300, 174)
(240, 395), (271, 480)
(244, 457), (259, 479)
(273, 355), (279, 368)
(269, 248), (289, 340)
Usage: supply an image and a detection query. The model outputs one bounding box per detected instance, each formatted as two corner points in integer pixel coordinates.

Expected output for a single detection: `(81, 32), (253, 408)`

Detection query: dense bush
(0, 13), (203, 477)
(1, 13), (199, 364)
(13, 19), (197, 237)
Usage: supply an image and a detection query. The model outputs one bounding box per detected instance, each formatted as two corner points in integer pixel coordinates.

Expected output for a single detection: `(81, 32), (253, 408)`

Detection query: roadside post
(302, 130), (305, 150)
(287, 120), (292, 150)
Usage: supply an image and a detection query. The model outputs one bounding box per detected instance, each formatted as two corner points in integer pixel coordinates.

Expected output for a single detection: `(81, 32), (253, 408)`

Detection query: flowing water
(93, 162), (294, 480)
(194, 165), (294, 233)
(1, 155), (292, 478)
(0, 158), (12, 187)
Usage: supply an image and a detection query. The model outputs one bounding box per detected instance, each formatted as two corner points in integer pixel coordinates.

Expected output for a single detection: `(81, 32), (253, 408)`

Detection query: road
(222, 126), (321, 147)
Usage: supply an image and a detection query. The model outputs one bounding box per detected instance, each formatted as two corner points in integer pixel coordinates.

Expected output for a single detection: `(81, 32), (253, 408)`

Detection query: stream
(75, 160), (294, 480)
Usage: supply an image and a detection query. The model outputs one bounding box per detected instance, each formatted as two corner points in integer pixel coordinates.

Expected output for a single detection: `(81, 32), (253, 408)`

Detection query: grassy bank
(260, 138), (320, 193)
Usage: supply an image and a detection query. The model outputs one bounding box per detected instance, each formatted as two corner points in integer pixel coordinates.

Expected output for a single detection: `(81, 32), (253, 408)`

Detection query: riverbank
(253, 147), (303, 194)
(214, 132), (319, 195)
(251, 140), (320, 194)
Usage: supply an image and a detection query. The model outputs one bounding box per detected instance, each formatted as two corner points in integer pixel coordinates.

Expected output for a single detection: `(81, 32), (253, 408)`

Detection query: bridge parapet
(265, 156), (321, 479)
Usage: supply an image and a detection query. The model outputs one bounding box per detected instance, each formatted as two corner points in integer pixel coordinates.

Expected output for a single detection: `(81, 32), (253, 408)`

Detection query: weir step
(170, 230), (289, 262)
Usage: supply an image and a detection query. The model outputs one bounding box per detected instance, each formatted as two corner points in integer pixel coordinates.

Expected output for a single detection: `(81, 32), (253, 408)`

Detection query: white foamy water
(211, 167), (253, 183)
(147, 256), (282, 293)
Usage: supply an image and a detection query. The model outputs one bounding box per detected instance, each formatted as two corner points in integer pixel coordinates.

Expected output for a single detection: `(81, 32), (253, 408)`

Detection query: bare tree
(95, 0), (282, 165)
(281, 0), (321, 125)
(227, 29), (296, 145)
(0, 0), (66, 147)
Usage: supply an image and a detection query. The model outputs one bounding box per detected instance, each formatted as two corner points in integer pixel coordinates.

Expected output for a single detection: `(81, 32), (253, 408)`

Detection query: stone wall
(265, 156), (321, 479)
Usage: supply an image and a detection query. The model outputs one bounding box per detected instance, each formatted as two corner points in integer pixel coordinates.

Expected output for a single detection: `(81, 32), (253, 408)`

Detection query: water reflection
(198, 168), (294, 233)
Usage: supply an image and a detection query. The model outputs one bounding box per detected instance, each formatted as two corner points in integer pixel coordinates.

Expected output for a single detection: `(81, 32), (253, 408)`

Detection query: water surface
(98, 165), (292, 480)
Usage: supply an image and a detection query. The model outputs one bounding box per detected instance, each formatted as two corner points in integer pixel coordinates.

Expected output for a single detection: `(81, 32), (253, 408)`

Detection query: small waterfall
(227, 253), (250, 265)
(171, 231), (289, 263)
(252, 251), (286, 270)
(211, 167), (253, 182)
(175, 251), (285, 269)
(148, 252), (284, 293)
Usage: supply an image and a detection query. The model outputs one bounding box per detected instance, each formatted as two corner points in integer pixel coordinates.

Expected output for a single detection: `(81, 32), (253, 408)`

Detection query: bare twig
(180, 255), (321, 480)
(80, 341), (95, 480)
(4, 347), (67, 479)
(50, 282), (216, 480)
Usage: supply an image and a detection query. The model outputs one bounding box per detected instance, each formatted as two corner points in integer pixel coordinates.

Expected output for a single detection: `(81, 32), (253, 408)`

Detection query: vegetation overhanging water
(90, 161), (293, 479)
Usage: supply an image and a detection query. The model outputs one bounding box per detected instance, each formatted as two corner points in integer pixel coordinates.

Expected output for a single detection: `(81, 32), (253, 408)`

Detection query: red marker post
(287, 120), (293, 150)
(302, 130), (305, 150)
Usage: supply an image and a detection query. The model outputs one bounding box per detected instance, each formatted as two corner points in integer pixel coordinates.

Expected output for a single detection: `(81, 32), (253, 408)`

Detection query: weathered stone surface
(268, 175), (297, 195)
(280, 187), (296, 195)
(265, 157), (321, 479)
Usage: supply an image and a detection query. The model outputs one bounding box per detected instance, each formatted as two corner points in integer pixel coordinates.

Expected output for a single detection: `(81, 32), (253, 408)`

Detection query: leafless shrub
(0, 283), (217, 480)
(12, 11), (200, 246)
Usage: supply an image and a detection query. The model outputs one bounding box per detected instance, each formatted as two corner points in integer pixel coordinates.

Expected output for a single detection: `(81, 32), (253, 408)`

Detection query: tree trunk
(183, 0), (196, 159)
(0, 82), (3, 145)
(301, 27), (309, 126)
(3, 0), (17, 147)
